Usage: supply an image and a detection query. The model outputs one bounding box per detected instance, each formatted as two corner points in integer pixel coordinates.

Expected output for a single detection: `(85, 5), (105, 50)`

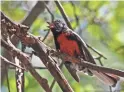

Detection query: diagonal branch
(1, 39), (51, 92)
(51, 51), (124, 77)
(1, 1), (48, 85)
(55, 1), (73, 29)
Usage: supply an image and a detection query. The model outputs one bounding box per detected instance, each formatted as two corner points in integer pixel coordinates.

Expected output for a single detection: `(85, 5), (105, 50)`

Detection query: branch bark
(1, 39), (51, 92)
(1, 11), (74, 92)
(51, 51), (124, 77)
(2, 11), (124, 92)
(1, 12), (51, 92)
(55, 1), (73, 29)
(1, 1), (47, 85)
(22, 1), (48, 26)
(1, 56), (25, 70)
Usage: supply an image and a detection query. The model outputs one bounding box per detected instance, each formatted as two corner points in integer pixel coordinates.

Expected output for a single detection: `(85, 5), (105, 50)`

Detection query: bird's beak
(47, 22), (54, 28)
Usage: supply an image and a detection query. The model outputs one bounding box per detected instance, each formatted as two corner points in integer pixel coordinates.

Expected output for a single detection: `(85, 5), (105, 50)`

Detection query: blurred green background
(1, 1), (124, 92)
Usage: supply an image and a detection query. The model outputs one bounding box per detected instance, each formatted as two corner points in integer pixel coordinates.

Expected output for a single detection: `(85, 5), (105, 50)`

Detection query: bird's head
(47, 20), (67, 33)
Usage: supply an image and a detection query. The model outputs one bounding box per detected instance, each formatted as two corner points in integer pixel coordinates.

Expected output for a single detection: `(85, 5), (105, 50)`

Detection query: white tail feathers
(90, 70), (119, 86)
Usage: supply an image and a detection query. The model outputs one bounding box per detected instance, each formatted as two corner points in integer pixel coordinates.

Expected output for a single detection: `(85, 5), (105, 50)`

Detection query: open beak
(47, 22), (54, 28)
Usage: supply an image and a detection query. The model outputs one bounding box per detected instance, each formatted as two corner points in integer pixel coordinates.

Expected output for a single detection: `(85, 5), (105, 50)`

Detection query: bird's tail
(90, 70), (119, 86)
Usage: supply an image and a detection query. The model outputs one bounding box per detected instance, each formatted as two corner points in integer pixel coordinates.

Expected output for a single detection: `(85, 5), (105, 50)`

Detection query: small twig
(9, 66), (47, 69)
(44, 2), (54, 22)
(42, 2), (54, 42)
(0, 56), (25, 70)
(42, 29), (50, 42)
(86, 44), (107, 59)
(70, 1), (80, 28)
(95, 56), (103, 66)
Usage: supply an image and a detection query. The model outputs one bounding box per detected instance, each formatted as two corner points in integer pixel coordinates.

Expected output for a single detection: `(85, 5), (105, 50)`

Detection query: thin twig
(42, 29), (50, 42)
(70, 1), (80, 28)
(0, 56), (25, 70)
(87, 44), (107, 59)
(8, 66), (47, 69)
(42, 2), (54, 42)
(43, 2), (54, 22)
(95, 56), (103, 66)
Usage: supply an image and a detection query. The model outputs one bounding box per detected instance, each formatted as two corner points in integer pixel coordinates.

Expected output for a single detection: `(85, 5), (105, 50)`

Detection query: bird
(47, 20), (119, 86)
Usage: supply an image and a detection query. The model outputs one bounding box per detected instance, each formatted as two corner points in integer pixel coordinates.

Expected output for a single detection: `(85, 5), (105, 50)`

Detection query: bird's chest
(57, 33), (80, 56)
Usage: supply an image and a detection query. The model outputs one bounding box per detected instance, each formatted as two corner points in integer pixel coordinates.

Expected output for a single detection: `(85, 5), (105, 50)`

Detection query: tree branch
(2, 11), (124, 91)
(1, 1), (47, 85)
(1, 12), (74, 92)
(22, 1), (48, 26)
(54, 1), (107, 61)
(1, 56), (25, 70)
(42, 1), (54, 42)
(51, 51), (124, 77)
(1, 39), (51, 92)
(55, 1), (73, 29)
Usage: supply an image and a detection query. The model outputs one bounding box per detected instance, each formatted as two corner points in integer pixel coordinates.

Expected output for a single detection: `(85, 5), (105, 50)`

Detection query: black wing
(66, 30), (96, 64)
(53, 31), (80, 82)
(53, 35), (60, 50)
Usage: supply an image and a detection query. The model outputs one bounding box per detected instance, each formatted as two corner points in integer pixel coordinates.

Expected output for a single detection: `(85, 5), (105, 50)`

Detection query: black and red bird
(47, 20), (119, 86)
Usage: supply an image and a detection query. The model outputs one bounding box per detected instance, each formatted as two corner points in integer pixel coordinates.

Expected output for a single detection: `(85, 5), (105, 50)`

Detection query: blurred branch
(1, 56), (25, 70)
(9, 66), (47, 69)
(43, 2), (54, 22)
(1, 1), (47, 84)
(55, 1), (73, 29)
(87, 44), (107, 59)
(42, 29), (50, 42)
(1, 12), (74, 92)
(70, 1), (80, 29)
(22, 1), (48, 26)
(42, 1), (54, 42)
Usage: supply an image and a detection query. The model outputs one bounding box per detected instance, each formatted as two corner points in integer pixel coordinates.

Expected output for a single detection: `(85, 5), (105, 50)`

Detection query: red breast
(57, 32), (81, 62)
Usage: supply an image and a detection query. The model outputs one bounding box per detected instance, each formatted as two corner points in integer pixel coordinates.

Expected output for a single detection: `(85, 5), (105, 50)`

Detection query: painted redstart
(47, 20), (119, 86)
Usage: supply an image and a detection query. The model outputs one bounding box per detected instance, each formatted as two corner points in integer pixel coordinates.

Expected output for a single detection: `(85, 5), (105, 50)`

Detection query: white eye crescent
(56, 29), (61, 32)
